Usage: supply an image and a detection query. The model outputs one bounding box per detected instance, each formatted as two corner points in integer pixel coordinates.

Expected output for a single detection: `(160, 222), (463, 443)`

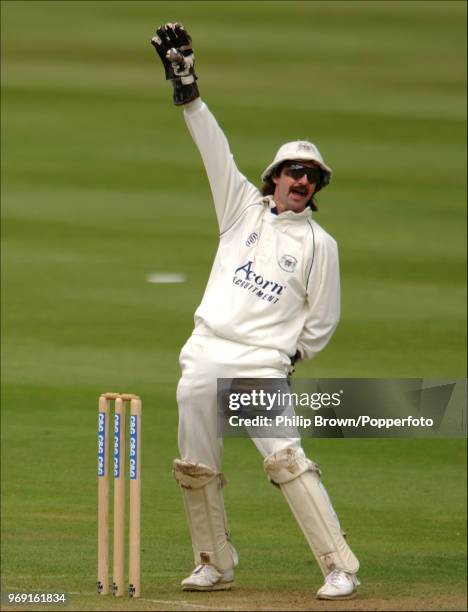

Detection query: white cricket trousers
(176, 333), (301, 469)
(175, 333), (358, 577)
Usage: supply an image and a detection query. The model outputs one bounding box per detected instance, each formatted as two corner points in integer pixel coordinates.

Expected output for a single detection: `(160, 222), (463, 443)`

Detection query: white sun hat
(261, 140), (333, 191)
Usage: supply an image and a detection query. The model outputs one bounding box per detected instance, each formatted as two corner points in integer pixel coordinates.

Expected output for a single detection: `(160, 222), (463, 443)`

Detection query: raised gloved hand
(151, 22), (200, 106)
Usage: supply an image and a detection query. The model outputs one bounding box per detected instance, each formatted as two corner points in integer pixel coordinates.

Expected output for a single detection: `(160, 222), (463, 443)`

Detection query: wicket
(97, 392), (142, 598)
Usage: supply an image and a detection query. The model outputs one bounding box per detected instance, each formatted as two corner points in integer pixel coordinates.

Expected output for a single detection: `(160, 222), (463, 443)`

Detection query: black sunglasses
(283, 163), (322, 184)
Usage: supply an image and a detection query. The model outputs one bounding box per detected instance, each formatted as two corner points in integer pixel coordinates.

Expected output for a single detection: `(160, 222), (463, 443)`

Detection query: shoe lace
(327, 569), (346, 585)
(193, 564), (218, 577)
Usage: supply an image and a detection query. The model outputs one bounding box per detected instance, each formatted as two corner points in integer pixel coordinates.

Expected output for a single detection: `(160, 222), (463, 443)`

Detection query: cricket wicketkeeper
(151, 23), (360, 600)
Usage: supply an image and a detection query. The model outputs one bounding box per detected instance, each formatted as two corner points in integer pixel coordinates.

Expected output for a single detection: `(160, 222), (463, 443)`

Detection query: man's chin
(286, 196), (308, 211)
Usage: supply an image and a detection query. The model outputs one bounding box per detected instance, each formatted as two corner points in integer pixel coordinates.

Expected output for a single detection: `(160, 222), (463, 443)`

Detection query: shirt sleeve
(183, 98), (261, 234)
(296, 231), (341, 361)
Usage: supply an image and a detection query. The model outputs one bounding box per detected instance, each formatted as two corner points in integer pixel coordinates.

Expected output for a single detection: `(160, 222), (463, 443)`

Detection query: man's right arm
(182, 98), (260, 233)
(151, 23), (260, 233)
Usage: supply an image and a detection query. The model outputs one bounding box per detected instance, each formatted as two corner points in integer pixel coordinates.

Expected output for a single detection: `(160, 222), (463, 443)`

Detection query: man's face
(272, 161), (320, 214)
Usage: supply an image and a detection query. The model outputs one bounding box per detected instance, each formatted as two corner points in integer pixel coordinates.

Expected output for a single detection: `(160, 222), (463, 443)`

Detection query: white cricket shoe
(181, 564), (234, 591)
(316, 569), (360, 600)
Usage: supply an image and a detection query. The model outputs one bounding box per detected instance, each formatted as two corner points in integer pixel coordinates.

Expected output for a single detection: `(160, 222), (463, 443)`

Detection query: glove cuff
(172, 80), (200, 106)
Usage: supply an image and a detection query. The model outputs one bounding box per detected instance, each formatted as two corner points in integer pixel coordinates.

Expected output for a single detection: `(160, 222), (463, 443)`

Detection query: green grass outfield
(1, 1), (466, 610)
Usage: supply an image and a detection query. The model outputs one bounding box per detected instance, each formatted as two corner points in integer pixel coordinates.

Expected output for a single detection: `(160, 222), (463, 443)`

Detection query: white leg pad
(264, 447), (359, 577)
(173, 459), (238, 573)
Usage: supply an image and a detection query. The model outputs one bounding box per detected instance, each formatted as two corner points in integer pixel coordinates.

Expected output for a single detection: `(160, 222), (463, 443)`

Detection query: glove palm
(151, 23), (200, 105)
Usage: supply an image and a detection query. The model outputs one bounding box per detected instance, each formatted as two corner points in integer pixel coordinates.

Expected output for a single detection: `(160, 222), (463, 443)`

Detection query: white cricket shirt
(183, 98), (340, 362)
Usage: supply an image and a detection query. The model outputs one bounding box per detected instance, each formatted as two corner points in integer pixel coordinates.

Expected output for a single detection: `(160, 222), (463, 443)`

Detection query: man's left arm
(296, 232), (341, 362)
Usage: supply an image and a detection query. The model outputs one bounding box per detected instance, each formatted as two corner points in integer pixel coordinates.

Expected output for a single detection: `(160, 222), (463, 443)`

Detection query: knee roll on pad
(173, 459), (238, 572)
(264, 447), (359, 576)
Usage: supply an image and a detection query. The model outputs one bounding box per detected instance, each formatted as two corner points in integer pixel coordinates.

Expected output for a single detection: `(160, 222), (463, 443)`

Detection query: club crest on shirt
(279, 254), (298, 272)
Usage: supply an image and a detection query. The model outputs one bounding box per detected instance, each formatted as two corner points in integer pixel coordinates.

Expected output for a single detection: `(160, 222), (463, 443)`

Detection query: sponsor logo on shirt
(245, 232), (258, 247)
(233, 261), (285, 304)
(279, 254), (298, 272)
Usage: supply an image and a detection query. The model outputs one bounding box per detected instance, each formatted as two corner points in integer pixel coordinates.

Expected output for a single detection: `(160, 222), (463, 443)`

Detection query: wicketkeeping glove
(151, 22), (200, 106)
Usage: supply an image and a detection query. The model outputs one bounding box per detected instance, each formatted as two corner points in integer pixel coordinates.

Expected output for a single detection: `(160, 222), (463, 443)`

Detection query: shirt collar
(265, 196), (313, 220)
